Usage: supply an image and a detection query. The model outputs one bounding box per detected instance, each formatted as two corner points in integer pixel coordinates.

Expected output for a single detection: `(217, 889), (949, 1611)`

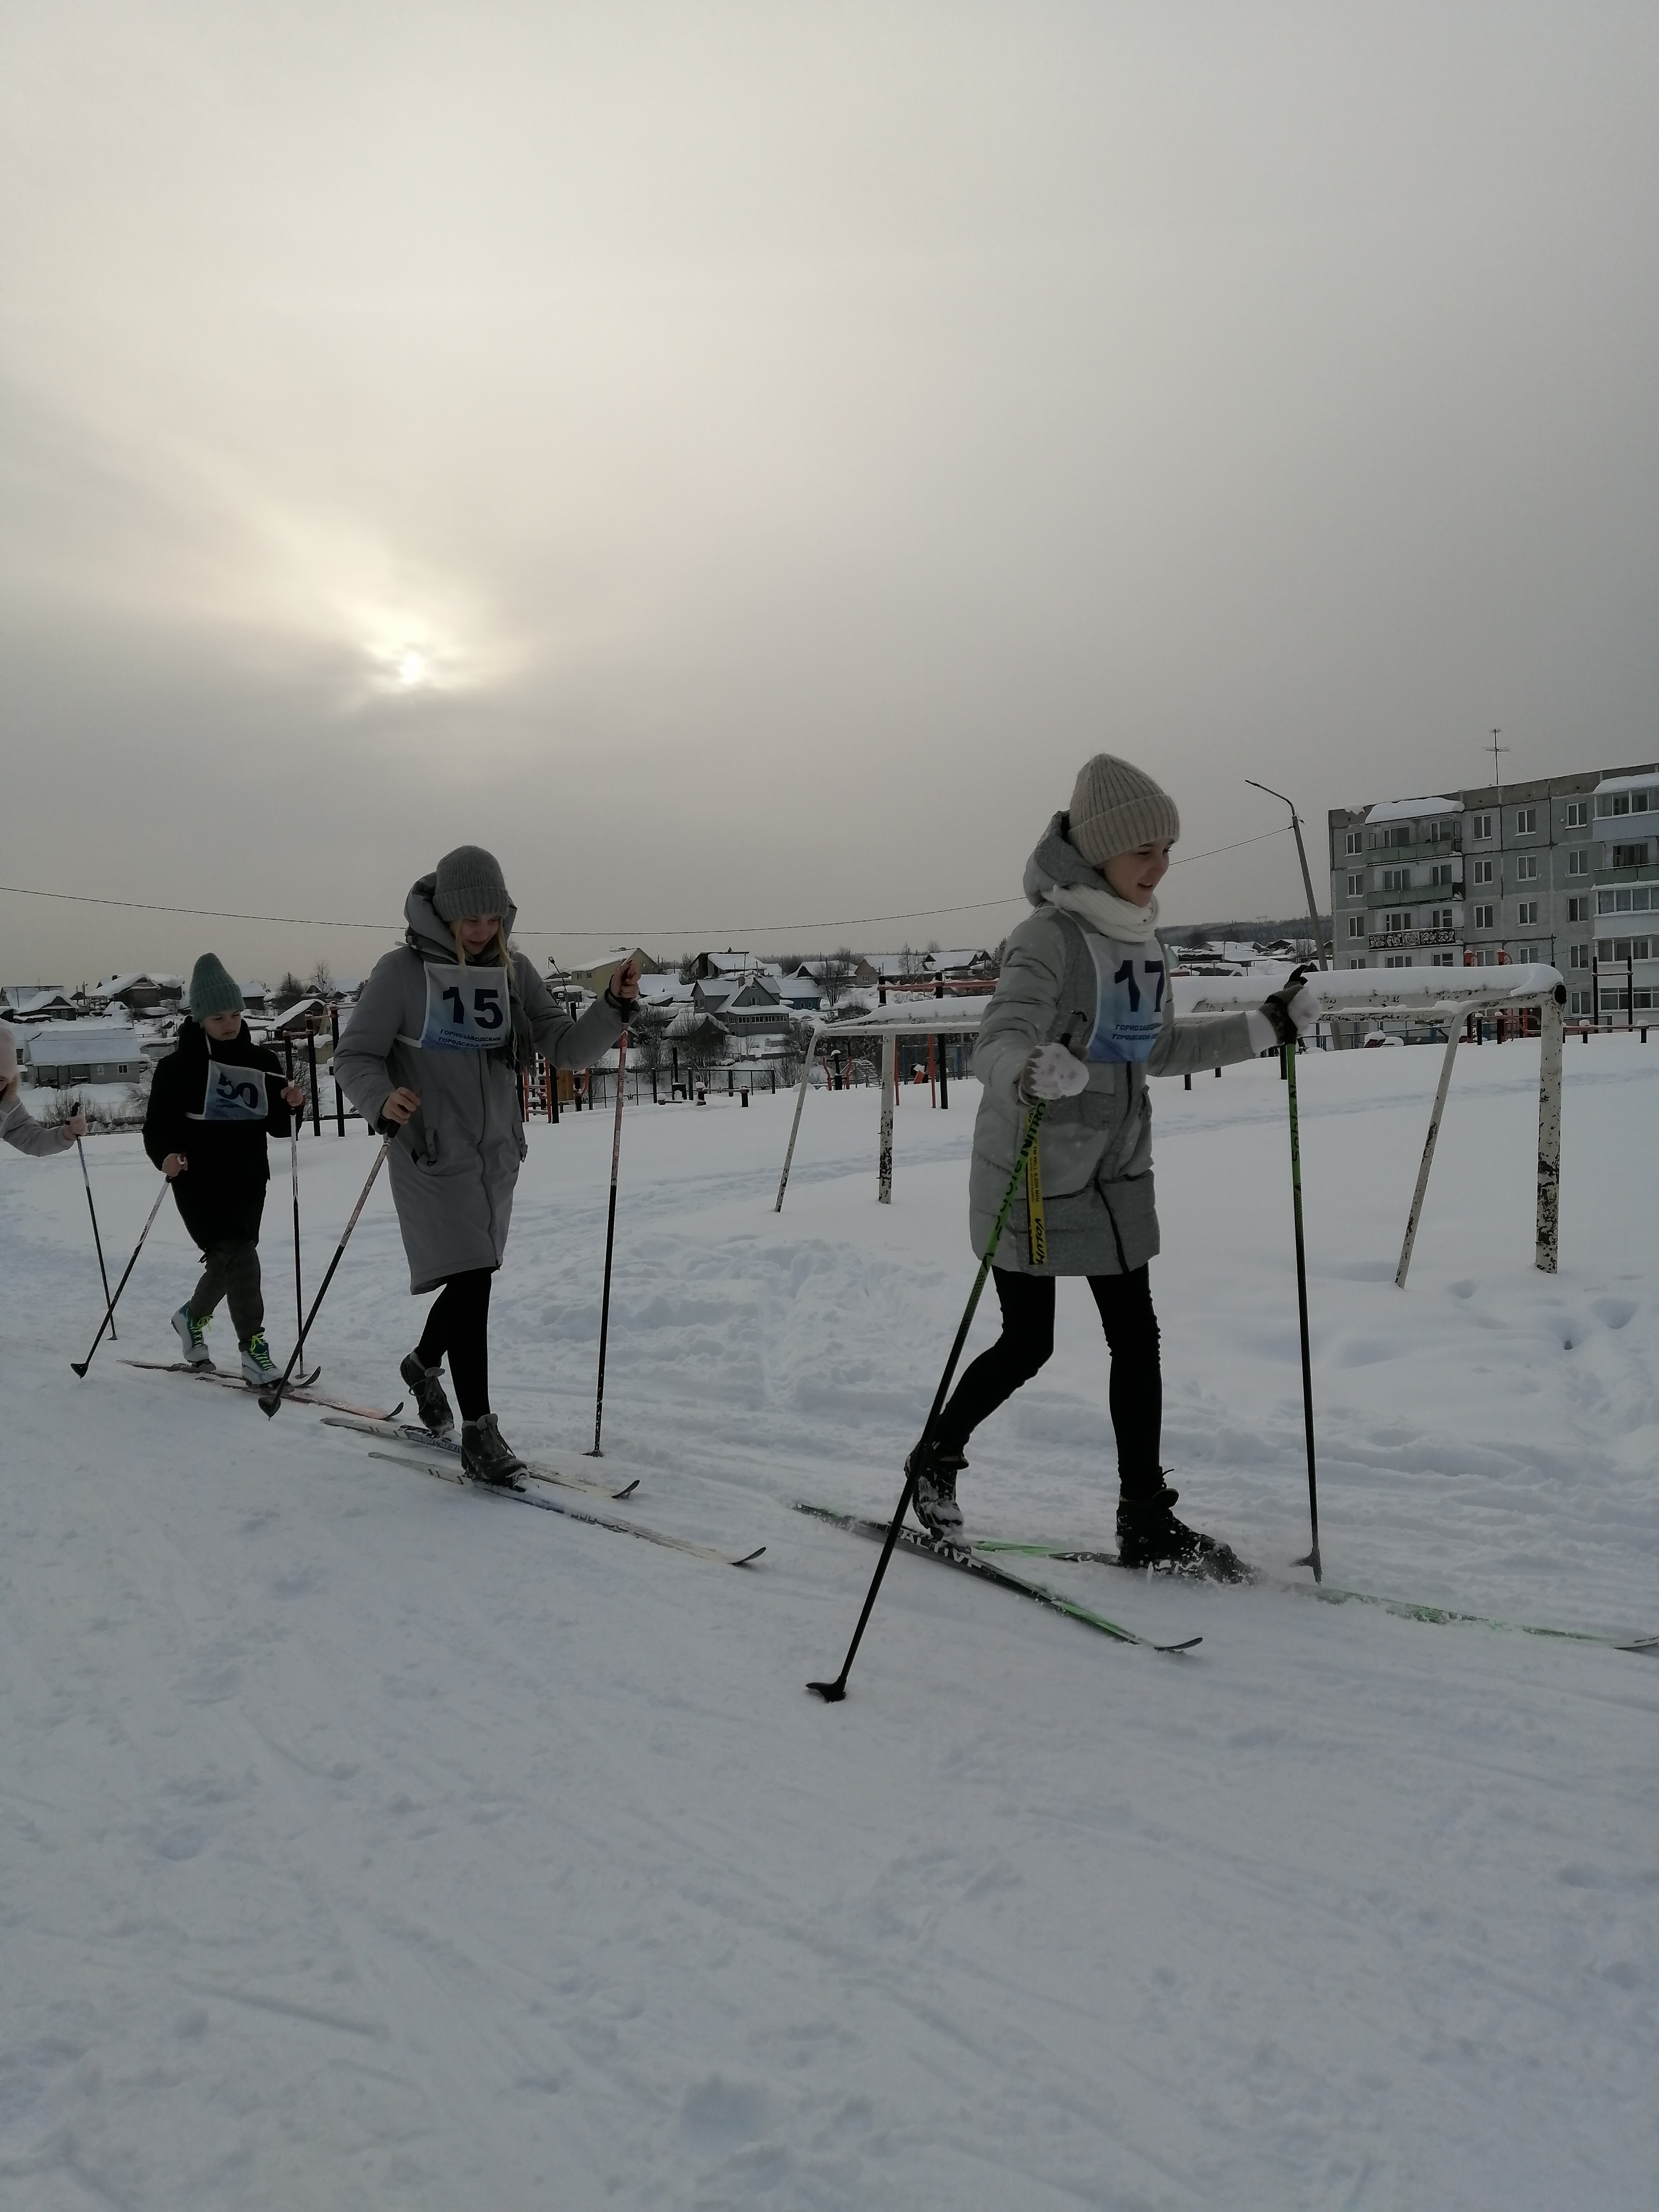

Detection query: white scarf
(1042, 881), (1162, 944)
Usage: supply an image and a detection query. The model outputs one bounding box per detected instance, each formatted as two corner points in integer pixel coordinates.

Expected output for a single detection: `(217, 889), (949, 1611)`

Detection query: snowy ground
(2, 1035), (1656, 2210)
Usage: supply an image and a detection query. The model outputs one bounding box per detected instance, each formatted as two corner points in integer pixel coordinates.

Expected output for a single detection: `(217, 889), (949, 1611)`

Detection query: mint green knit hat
(188, 953), (244, 1021)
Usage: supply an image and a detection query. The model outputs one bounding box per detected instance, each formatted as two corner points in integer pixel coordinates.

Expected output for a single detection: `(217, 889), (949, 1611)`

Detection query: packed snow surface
(3, 1036), (1656, 2209)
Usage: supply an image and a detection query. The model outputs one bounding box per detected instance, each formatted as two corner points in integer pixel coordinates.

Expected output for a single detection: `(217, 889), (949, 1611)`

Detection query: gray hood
(1022, 813), (1109, 909)
(404, 875), (519, 962)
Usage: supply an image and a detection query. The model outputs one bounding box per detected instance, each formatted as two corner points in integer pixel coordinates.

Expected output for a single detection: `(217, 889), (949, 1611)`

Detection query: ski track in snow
(1, 1039), (1656, 2208)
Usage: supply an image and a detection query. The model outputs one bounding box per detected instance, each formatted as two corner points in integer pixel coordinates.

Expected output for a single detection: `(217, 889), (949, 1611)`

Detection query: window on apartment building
(1611, 842), (1650, 869)
(1515, 943), (1541, 963)
(1346, 872), (1364, 896)
(1347, 956), (1366, 968)
(1516, 900), (1539, 926)
(1472, 812), (1493, 840)
(1595, 792), (1638, 818)
(1597, 935), (1653, 962)
(1515, 855), (1538, 881)
(1380, 867), (1410, 892)
(1472, 858), (1493, 886)
(1384, 954), (1413, 968)
(1432, 952), (1456, 967)
(1565, 801), (1588, 829)
(1430, 908), (1454, 929)
(1569, 944), (1590, 968)
(1567, 849), (1588, 876)
(1515, 807), (1537, 835)
(1346, 915), (1365, 939)
(1382, 911), (1411, 932)
(1474, 904), (1495, 929)
(1345, 830), (1362, 856)
(1429, 862), (1453, 886)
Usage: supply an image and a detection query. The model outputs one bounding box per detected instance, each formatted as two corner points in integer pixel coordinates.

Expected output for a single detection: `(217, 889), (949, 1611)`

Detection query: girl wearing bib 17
(335, 846), (637, 1487)
(906, 755), (1316, 1576)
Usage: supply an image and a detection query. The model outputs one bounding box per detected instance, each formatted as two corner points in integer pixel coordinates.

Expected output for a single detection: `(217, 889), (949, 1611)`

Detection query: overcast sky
(3, 2), (1656, 986)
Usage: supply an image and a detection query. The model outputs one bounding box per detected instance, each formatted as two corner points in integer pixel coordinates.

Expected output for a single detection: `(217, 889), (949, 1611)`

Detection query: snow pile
(1, 1035), (1655, 2208)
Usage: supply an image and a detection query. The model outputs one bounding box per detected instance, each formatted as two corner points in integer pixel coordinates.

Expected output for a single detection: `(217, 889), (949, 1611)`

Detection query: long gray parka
(335, 879), (627, 1292)
(969, 816), (1257, 1276)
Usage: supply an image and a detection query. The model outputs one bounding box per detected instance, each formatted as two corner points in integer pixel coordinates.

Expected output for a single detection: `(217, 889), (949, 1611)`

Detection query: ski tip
(612, 1478), (641, 1500)
(70, 1360), (90, 1379)
(807, 1679), (847, 1703)
(1154, 1635), (1204, 1653)
(731, 1545), (767, 1567)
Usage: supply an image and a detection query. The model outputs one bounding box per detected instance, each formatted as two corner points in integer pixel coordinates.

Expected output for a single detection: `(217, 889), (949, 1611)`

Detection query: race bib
(419, 963), (511, 1051)
(1083, 937), (1166, 1064)
(201, 1063), (269, 1121)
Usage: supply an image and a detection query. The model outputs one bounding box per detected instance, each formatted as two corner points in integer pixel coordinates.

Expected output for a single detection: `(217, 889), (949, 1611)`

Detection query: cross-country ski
(796, 1502), (1201, 1651)
(321, 1411), (642, 1501)
(363, 1451), (764, 1566)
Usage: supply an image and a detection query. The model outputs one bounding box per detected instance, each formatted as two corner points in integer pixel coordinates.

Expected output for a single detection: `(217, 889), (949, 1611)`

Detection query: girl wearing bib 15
(906, 755), (1316, 1577)
(334, 845), (638, 1487)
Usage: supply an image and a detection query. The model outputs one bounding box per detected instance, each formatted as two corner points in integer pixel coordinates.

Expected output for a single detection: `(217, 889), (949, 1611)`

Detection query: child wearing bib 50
(335, 846), (637, 1488)
(907, 754), (1316, 1576)
(143, 954), (307, 1385)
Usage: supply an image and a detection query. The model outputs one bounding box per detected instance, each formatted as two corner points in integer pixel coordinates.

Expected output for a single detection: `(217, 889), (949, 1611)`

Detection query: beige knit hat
(1066, 754), (1180, 868)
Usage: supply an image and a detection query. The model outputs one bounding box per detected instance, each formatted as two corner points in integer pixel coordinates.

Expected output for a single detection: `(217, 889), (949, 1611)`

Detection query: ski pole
(290, 1102), (305, 1361)
(587, 1031), (629, 1456)
(1283, 1038), (1321, 1582)
(75, 1134), (120, 1345)
(809, 1098), (1050, 1704)
(71, 1177), (169, 1377)
(259, 1136), (391, 1418)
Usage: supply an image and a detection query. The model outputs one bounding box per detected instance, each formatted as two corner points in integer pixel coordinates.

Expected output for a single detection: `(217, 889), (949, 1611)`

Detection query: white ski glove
(1018, 1042), (1090, 1102)
(1246, 981), (1320, 1055)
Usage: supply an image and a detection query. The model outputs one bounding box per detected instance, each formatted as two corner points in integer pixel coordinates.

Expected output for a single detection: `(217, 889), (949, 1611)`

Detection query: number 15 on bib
(419, 964), (510, 1051)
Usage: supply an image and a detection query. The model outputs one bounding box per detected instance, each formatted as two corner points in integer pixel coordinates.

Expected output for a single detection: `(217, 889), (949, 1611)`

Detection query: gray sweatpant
(188, 1240), (264, 1342)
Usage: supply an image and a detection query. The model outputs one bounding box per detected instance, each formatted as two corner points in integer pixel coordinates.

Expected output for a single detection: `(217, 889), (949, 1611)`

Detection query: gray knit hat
(188, 953), (244, 1021)
(432, 845), (511, 924)
(1066, 754), (1180, 869)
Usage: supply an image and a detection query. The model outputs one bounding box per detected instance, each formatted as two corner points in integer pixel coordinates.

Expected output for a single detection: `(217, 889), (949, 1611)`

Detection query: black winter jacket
(143, 1020), (293, 1247)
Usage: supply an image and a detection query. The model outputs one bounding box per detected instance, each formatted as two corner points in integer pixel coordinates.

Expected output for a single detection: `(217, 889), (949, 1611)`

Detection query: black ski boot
(1116, 1482), (1250, 1583)
(400, 1352), (455, 1437)
(460, 1413), (526, 1489)
(906, 1435), (967, 1536)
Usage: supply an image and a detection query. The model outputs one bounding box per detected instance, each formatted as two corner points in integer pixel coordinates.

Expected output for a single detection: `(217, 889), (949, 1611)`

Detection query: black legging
(935, 1265), (1163, 1496)
(416, 1268), (493, 1422)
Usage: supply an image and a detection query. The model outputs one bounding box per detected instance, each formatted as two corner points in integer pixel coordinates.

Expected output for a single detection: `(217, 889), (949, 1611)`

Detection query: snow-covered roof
(23, 1023), (148, 1063)
(1365, 797), (1463, 823)
(1593, 771), (1658, 799)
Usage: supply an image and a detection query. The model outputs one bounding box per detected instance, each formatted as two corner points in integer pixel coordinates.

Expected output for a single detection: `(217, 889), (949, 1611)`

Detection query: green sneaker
(239, 1332), (278, 1386)
(172, 1304), (212, 1368)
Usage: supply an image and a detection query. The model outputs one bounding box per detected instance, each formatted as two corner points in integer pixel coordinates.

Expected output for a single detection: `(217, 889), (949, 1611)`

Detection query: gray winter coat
(1, 1094), (75, 1158)
(334, 879), (627, 1292)
(969, 816), (1257, 1275)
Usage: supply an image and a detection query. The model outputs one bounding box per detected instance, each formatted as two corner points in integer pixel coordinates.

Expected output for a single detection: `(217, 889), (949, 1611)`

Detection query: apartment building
(1327, 763), (1659, 1019)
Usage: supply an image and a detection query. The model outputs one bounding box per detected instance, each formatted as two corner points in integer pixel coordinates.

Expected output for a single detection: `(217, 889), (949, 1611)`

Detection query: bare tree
(307, 957), (334, 1000)
(276, 971), (305, 1008)
(778, 1015), (818, 1085)
(814, 947), (857, 1008)
(628, 1005), (672, 1076)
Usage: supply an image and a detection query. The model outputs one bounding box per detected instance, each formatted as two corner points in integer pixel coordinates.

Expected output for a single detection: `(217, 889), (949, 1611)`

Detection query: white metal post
(878, 1032), (896, 1204)
(773, 1020), (821, 1213)
(1395, 1030), (1460, 1287)
(1535, 993), (1564, 1273)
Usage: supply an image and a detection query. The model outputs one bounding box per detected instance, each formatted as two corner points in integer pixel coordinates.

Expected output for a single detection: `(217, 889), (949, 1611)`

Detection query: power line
(0, 827), (1288, 944)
